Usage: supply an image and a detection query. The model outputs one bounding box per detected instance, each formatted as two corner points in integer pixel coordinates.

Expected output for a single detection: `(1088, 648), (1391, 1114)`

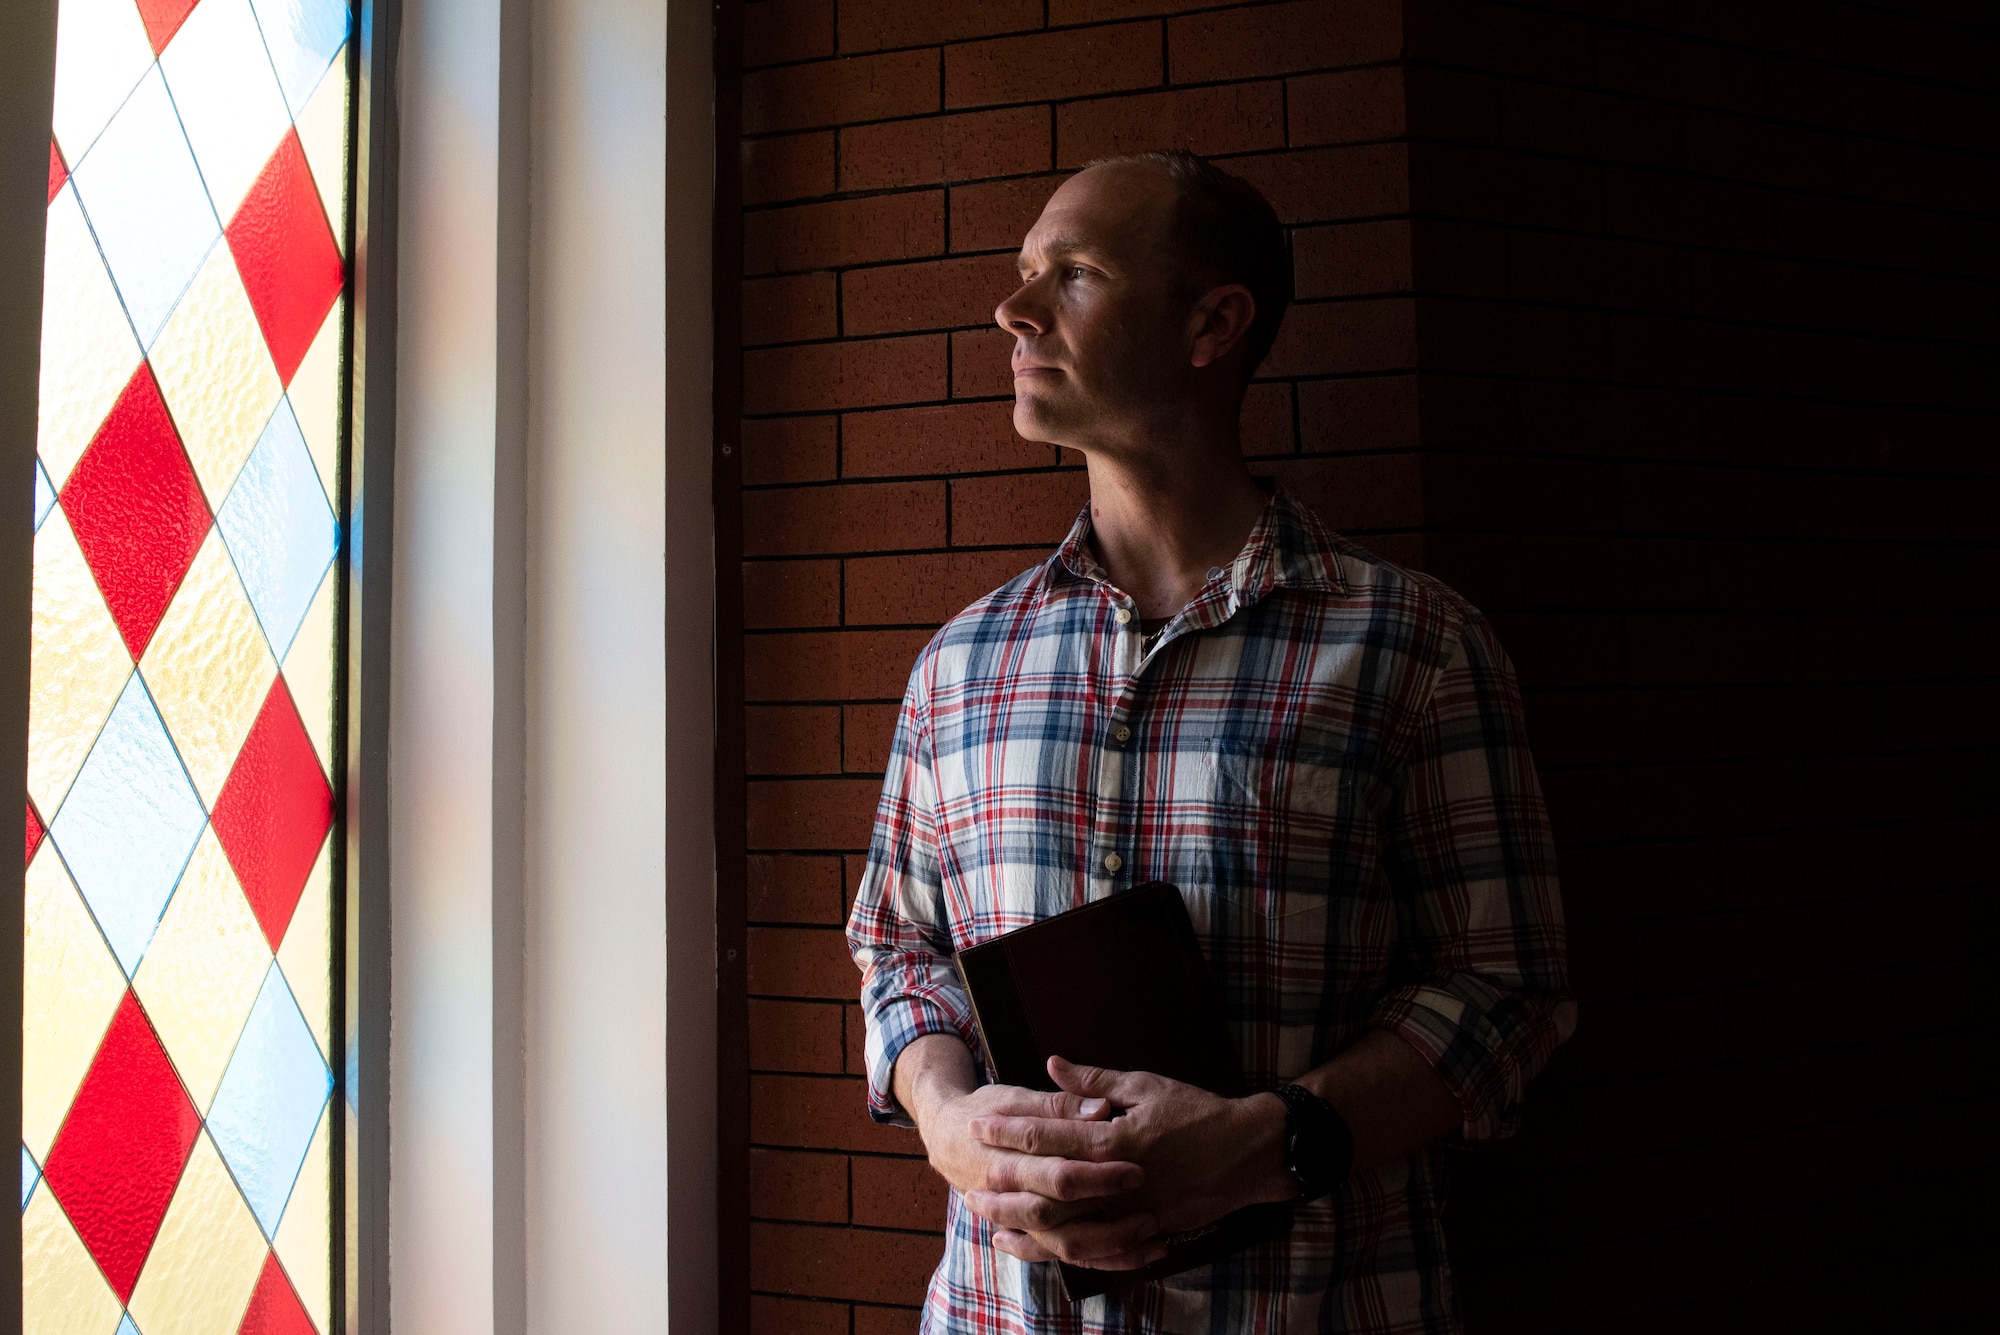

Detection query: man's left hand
(964, 1056), (1296, 1266)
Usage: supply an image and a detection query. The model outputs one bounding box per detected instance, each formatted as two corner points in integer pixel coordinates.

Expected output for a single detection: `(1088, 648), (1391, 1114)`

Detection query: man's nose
(995, 281), (1049, 336)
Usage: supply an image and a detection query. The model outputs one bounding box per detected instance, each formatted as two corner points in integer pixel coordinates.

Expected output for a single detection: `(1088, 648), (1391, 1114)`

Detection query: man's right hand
(894, 1034), (1164, 1268)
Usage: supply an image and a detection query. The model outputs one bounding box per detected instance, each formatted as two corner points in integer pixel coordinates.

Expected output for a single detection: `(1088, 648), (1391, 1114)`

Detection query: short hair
(1083, 148), (1292, 379)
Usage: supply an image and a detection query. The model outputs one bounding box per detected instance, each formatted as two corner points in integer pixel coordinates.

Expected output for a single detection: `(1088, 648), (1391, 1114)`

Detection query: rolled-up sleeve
(846, 658), (978, 1126)
(1370, 611), (1576, 1144)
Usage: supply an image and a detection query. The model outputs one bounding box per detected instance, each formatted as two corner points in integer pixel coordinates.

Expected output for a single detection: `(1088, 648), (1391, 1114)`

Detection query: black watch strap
(1271, 1083), (1354, 1202)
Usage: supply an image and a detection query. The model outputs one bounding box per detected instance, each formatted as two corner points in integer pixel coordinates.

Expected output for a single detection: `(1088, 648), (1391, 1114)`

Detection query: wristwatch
(1270, 1083), (1354, 1202)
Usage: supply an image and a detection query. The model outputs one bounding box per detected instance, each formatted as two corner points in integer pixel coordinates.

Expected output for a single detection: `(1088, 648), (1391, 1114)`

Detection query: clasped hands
(925, 1055), (1292, 1271)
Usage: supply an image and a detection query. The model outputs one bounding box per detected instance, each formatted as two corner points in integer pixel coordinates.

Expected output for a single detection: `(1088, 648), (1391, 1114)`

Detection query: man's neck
(1080, 443), (1268, 622)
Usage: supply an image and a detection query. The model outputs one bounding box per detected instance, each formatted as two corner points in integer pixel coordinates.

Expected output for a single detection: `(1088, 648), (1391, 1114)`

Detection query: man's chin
(1010, 392), (1079, 448)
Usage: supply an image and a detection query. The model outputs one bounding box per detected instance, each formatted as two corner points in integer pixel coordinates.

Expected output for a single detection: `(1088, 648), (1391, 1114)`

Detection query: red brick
(1292, 221), (1413, 299)
(745, 629), (934, 701)
(843, 402), (1052, 478)
(745, 191), (945, 274)
(853, 1306), (921, 1335)
(747, 705), (843, 774)
(744, 272), (839, 346)
(843, 702), (901, 771)
(838, 0), (1044, 53)
(751, 1295), (848, 1335)
(1262, 299), (1417, 377)
(747, 854), (847, 925)
(951, 471), (1089, 547)
(947, 24), (1162, 110)
(1241, 381), (1295, 456)
(843, 254), (1019, 336)
(743, 480), (945, 555)
(750, 999), (847, 1073)
(1052, 0), (1218, 19)
(1288, 66), (1406, 146)
(748, 923), (856, 995)
(752, 1074), (920, 1152)
(744, 336), (949, 414)
(1260, 454), (1423, 531)
(1057, 83), (1284, 167)
(742, 131), (836, 205)
(841, 107), (1051, 193)
(742, 416), (838, 486)
(845, 548), (1043, 624)
(751, 1147), (847, 1224)
(743, 50), (939, 134)
(852, 1156), (950, 1230)
(750, 1221), (941, 1305)
(949, 174), (1060, 253)
(747, 778), (883, 850)
(1227, 143), (1409, 223)
(743, 558), (841, 630)
(1170, 0), (1402, 82)
(950, 328), (1014, 398)
(744, 0), (835, 67)
(1296, 376), (1419, 451)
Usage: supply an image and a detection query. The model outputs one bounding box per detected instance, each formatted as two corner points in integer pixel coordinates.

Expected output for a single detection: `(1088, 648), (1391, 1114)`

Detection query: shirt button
(1115, 608), (1132, 625)
(1102, 853), (1123, 873)
(1114, 724), (1132, 743)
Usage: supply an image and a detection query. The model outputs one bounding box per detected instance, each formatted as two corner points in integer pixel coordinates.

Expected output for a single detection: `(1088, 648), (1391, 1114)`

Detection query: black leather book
(955, 881), (1293, 1300)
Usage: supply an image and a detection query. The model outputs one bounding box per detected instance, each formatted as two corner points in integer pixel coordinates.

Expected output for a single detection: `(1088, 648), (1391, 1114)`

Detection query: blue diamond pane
(118, 1316), (140, 1335)
(205, 964), (333, 1238)
(68, 66), (221, 348)
(22, 1144), (39, 1212)
(35, 459), (55, 531)
(50, 675), (207, 976)
(216, 398), (339, 660)
(250, 0), (351, 117)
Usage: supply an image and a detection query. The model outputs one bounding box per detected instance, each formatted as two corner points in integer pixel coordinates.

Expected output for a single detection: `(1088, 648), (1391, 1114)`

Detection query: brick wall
(717, 1), (1998, 1331)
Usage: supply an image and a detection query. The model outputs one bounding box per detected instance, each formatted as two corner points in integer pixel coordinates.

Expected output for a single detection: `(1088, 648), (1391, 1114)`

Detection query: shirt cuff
(1370, 980), (1577, 1144)
(863, 988), (980, 1128)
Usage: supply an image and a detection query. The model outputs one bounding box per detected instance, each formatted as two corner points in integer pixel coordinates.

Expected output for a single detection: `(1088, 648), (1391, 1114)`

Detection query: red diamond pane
(212, 678), (333, 951)
(226, 131), (343, 386)
(48, 140), (66, 205)
(135, 0), (201, 54)
(27, 801), (45, 865)
(60, 363), (212, 659)
(239, 1252), (318, 1335)
(41, 992), (202, 1303)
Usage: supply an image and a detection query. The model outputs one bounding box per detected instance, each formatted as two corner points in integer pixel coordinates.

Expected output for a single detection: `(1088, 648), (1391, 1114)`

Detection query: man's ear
(1187, 284), (1258, 370)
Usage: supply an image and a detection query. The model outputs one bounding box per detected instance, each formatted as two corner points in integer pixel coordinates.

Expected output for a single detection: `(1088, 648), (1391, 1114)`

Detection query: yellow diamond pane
(133, 830), (275, 1113)
(271, 1101), (332, 1334)
(22, 844), (128, 1161)
(148, 243), (285, 510)
(287, 300), (343, 508)
(275, 836), (334, 1063)
(282, 564), (338, 779)
(27, 505), (132, 818)
(295, 51), (350, 257)
(139, 529), (278, 808)
(37, 187), (142, 492)
(23, 1189), (123, 1335)
(126, 1134), (269, 1335)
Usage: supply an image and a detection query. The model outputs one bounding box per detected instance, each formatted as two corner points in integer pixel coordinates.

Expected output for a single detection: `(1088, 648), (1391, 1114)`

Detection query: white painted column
(391, 0), (711, 1326)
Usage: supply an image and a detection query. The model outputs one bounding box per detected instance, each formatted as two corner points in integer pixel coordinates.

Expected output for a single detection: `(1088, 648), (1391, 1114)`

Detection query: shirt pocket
(1205, 742), (1344, 904)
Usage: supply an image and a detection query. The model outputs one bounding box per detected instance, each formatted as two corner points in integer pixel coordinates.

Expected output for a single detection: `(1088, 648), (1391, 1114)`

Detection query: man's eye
(1067, 266), (1088, 280)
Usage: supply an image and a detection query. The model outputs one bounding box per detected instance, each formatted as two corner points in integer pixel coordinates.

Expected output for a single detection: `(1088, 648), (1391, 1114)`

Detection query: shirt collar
(1051, 487), (1350, 607)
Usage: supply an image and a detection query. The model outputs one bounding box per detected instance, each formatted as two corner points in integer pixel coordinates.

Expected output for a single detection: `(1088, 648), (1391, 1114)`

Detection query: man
(846, 150), (1574, 1334)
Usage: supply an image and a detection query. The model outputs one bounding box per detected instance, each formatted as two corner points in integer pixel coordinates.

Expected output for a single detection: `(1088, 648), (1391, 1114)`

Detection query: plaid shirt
(848, 491), (1574, 1334)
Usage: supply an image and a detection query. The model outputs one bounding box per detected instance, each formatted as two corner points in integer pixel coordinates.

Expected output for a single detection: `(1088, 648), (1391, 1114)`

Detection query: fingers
(1047, 1055), (1149, 1105)
(973, 1112), (1125, 1163)
(983, 1149), (1142, 1201)
(978, 1085), (1112, 1122)
(962, 1189), (1097, 1232)
(988, 1212), (1166, 1269)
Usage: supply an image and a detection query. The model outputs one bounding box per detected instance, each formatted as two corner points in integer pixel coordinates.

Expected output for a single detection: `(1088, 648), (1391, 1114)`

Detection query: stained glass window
(25, 0), (351, 1332)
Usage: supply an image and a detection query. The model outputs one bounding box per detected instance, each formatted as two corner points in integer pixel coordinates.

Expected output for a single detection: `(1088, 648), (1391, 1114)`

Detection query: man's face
(996, 165), (1193, 450)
